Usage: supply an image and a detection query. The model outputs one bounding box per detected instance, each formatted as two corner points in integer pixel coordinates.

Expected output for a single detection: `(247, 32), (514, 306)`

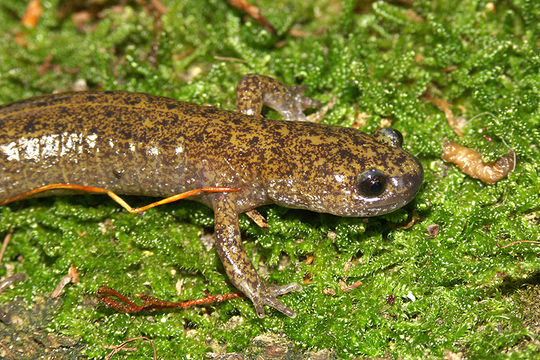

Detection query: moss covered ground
(0, 0), (538, 358)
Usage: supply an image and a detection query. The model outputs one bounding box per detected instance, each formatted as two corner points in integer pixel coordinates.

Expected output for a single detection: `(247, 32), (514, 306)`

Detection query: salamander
(0, 74), (423, 317)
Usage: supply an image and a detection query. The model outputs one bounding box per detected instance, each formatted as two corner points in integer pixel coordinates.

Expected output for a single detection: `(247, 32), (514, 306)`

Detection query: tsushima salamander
(0, 74), (423, 318)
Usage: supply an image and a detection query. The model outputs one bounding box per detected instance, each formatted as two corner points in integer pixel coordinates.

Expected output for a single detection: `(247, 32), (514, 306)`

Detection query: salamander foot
(251, 282), (302, 318)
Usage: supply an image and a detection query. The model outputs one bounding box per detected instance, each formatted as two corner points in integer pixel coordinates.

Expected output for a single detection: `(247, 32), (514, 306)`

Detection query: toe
(270, 282), (302, 296)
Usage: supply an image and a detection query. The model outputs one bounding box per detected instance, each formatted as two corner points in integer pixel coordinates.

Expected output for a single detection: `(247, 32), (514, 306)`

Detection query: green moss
(0, 0), (538, 358)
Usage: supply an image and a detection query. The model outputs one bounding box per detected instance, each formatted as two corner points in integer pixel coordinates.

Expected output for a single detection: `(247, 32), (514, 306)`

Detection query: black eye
(373, 128), (403, 148)
(357, 169), (387, 197)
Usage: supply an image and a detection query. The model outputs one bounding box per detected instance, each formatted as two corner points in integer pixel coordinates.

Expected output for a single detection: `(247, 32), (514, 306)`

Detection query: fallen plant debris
(246, 209), (269, 228)
(0, 273), (27, 294)
(0, 228), (14, 264)
(97, 286), (244, 313)
(227, 0), (276, 33)
(341, 280), (363, 292)
(0, 273), (27, 325)
(0, 341), (15, 360)
(104, 336), (157, 360)
(496, 240), (540, 249)
(424, 94), (466, 137)
(21, 0), (42, 28)
(442, 142), (515, 184)
(51, 265), (80, 298)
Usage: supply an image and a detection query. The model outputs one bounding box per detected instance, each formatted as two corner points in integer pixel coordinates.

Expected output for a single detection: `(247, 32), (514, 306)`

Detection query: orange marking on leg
(0, 184), (241, 213)
(0, 184), (110, 205)
(127, 187), (241, 213)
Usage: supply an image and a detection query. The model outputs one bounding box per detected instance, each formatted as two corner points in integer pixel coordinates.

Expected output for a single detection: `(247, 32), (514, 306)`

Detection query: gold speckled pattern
(0, 74), (423, 317)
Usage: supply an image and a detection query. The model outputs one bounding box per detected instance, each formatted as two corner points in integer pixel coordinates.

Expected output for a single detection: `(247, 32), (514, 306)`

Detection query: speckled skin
(0, 74), (423, 317)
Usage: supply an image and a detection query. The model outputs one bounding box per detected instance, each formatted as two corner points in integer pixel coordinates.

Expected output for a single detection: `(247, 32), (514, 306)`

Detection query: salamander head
(265, 127), (423, 217)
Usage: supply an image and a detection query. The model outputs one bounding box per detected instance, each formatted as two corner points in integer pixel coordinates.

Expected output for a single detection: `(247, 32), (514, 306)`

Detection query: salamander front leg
(236, 74), (321, 121)
(214, 194), (301, 318)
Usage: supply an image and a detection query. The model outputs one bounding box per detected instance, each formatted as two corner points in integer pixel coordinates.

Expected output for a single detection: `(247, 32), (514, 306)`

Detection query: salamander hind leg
(213, 193), (302, 317)
(236, 74), (321, 122)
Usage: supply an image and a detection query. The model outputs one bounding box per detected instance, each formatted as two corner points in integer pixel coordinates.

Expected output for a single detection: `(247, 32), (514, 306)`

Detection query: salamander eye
(357, 169), (387, 197)
(373, 128), (403, 148)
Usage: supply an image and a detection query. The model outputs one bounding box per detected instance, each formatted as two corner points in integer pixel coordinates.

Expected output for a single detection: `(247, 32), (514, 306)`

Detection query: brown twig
(51, 265), (80, 298)
(245, 209), (269, 228)
(227, 0), (277, 33)
(129, 0), (168, 65)
(97, 286), (244, 313)
(0, 273), (27, 294)
(341, 280), (363, 292)
(424, 94), (465, 137)
(105, 336), (157, 360)
(150, 0), (167, 15)
(497, 240), (540, 249)
(0, 228), (14, 264)
(103, 345), (138, 351)
(0, 273), (27, 325)
(0, 341), (15, 360)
